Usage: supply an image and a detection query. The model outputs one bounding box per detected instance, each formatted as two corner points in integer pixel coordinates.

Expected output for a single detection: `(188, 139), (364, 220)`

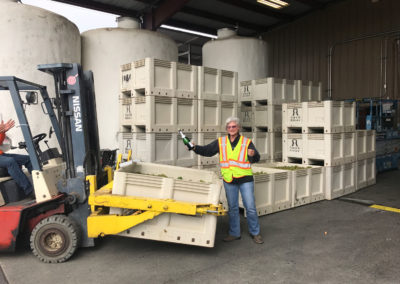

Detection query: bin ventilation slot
(154, 59), (171, 68)
(121, 63), (131, 71)
(177, 63), (192, 71)
(221, 70), (234, 77)
(204, 67), (217, 75)
(134, 59), (145, 68)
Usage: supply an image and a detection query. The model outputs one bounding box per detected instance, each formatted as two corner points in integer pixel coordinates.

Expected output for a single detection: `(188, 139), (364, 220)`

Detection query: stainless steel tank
(81, 17), (178, 149)
(202, 28), (268, 82)
(0, 0), (81, 151)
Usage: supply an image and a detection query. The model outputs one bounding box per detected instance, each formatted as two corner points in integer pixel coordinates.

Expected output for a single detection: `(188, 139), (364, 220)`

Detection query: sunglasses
(226, 125), (238, 129)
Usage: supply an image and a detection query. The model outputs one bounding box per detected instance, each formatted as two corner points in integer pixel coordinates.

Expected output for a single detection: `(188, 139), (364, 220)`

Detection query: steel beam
(144, 0), (189, 30)
(181, 7), (267, 33)
(52, 0), (139, 17)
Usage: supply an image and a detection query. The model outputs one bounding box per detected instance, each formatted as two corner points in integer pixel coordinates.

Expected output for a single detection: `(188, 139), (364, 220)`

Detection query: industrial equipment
(0, 64), (226, 263)
(352, 98), (400, 172)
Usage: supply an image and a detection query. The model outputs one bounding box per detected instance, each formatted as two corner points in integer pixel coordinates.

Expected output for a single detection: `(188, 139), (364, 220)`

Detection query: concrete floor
(1, 170), (399, 284)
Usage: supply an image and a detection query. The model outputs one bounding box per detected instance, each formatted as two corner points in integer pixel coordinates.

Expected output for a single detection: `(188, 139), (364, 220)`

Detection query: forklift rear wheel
(30, 215), (81, 263)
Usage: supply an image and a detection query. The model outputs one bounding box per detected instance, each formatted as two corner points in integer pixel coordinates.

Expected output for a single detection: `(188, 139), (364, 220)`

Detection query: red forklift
(0, 64), (105, 262)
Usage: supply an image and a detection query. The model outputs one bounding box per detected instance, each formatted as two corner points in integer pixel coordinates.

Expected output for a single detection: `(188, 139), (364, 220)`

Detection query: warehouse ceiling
(52, 0), (337, 65)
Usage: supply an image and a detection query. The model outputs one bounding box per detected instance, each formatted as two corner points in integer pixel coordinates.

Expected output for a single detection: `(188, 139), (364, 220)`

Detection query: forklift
(0, 63), (225, 263)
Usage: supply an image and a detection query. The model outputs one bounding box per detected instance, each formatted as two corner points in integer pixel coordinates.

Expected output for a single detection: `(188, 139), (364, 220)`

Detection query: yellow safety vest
(218, 135), (253, 183)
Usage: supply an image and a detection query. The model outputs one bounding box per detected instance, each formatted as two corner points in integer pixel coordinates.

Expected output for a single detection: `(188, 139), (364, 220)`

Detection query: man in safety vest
(193, 117), (263, 244)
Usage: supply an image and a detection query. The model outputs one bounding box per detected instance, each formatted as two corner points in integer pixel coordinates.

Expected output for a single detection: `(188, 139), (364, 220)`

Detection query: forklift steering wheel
(32, 133), (47, 145)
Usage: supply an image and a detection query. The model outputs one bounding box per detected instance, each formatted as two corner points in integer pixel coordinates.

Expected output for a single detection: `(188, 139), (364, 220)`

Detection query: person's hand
(0, 119), (15, 133)
(248, 149), (255, 157)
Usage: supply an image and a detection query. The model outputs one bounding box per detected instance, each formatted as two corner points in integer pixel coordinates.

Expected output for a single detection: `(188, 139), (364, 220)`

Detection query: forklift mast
(37, 63), (101, 178)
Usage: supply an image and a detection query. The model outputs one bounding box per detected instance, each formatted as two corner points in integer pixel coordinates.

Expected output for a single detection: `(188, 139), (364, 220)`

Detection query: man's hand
(0, 119), (15, 133)
(247, 149), (255, 157)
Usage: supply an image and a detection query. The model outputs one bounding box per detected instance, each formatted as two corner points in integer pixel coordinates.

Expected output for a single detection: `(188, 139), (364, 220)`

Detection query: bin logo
(123, 74), (131, 83)
(125, 139), (131, 153)
(289, 139), (300, 152)
(243, 111), (251, 122)
(242, 85), (250, 97)
(290, 108), (301, 122)
(125, 105), (132, 118)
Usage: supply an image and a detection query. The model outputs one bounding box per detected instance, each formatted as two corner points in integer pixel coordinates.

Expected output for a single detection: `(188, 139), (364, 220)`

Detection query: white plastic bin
(198, 99), (221, 132)
(196, 132), (221, 166)
(253, 103), (282, 132)
(239, 101), (253, 127)
(244, 167), (292, 216)
(120, 63), (133, 92)
(242, 131), (282, 161)
(132, 95), (175, 132)
(239, 80), (254, 101)
(220, 70), (238, 102)
(299, 81), (322, 102)
(176, 62), (198, 99)
(305, 101), (344, 133)
(253, 77), (285, 104)
(325, 162), (356, 200)
(119, 128), (133, 158)
(282, 133), (305, 162)
(132, 132), (176, 165)
(119, 96), (132, 126)
(356, 130), (367, 160)
(304, 133), (344, 166)
(366, 157), (376, 186)
(258, 162), (324, 208)
(356, 159), (367, 190)
(343, 132), (356, 163)
(177, 98), (198, 132)
(282, 103), (304, 131)
(198, 66), (220, 101)
(132, 58), (175, 97)
(110, 162), (222, 247)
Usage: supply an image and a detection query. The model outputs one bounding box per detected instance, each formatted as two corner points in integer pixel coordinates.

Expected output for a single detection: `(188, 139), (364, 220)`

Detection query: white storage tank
(81, 17), (178, 150)
(0, 0), (81, 150)
(202, 28), (268, 82)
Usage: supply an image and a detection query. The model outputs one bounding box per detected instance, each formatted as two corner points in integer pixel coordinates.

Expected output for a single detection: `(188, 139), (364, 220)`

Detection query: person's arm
(0, 119), (15, 134)
(193, 139), (220, 157)
(247, 141), (260, 163)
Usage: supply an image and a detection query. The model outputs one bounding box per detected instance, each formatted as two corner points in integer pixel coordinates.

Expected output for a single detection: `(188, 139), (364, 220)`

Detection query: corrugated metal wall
(263, 0), (400, 100)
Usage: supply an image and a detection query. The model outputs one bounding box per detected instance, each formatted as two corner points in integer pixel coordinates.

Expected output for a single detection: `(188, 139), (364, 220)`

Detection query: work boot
(223, 235), (241, 242)
(252, 234), (264, 244)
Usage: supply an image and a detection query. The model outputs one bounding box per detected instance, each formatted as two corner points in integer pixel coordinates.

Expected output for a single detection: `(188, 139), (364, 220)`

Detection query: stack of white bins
(355, 130), (376, 190)
(197, 66), (238, 169)
(282, 100), (358, 200)
(119, 58), (238, 168)
(119, 58), (198, 166)
(239, 78), (323, 163)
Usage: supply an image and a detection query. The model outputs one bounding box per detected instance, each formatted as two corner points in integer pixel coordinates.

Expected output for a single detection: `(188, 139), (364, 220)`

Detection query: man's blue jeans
(0, 153), (33, 195)
(223, 181), (260, 237)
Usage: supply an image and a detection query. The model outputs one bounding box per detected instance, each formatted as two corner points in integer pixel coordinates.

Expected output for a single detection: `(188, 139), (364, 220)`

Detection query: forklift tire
(30, 215), (81, 263)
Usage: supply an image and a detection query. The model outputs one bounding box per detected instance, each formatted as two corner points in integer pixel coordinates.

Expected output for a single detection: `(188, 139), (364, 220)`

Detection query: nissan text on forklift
(0, 63), (226, 263)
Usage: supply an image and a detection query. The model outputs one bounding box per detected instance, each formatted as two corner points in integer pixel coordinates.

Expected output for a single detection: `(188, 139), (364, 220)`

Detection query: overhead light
(160, 24), (218, 39)
(257, 0), (289, 9)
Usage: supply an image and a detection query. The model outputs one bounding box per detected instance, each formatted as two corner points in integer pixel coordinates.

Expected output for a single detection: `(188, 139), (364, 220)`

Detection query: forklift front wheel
(30, 215), (81, 263)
